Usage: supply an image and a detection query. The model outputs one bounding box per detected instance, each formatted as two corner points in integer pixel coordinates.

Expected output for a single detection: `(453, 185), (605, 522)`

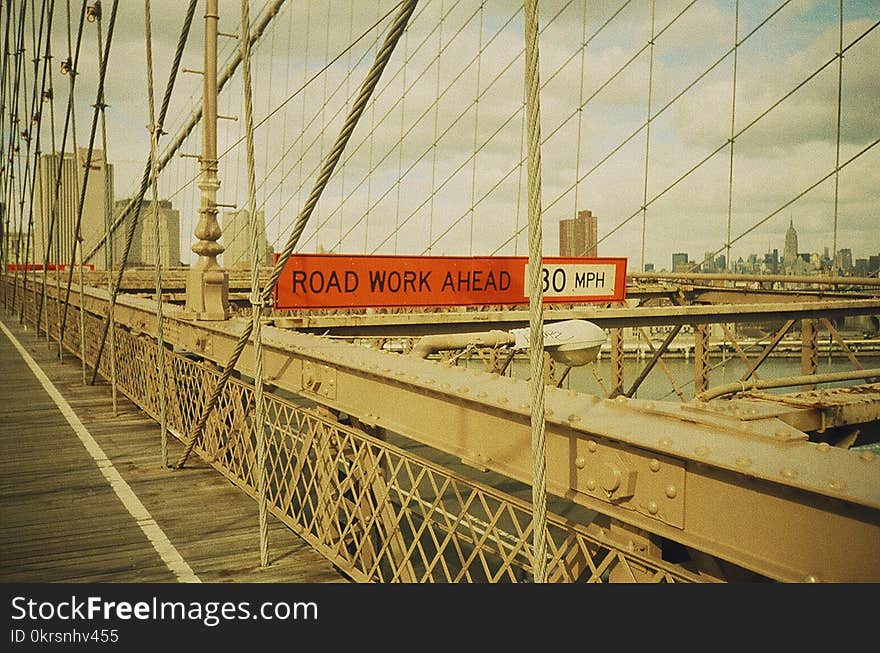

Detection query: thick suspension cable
(144, 0), (167, 465)
(523, 0), (547, 584)
(240, 0), (268, 568)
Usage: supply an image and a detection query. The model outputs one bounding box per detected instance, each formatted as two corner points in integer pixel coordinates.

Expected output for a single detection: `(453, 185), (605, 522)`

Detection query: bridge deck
(0, 315), (345, 583)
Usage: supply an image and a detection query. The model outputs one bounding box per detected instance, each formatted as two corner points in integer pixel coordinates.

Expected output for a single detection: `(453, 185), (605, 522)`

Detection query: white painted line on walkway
(0, 319), (201, 583)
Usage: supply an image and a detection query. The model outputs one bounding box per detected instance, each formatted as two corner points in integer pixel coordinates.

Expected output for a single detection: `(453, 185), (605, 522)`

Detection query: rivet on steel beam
(615, 395), (628, 403)
(828, 480), (847, 491)
(459, 386), (470, 394)
(649, 459), (660, 472)
(647, 501), (658, 515)
(665, 484), (677, 499)
(498, 396), (509, 404)
(695, 446), (710, 457)
(586, 479), (596, 491)
(804, 575), (818, 583)
(644, 401), (655, 410)
(736, 457), (752, 467)
(520, 403), (530, 410)
(568, 414), (581, 423)
(659, 438), (672, 447)
(816, 442), (831, 452)
(546, 408), (554, 417)
(441, 383), (451, 390)
(587, 440), (597, 452)
(477, 391), (488, 399)
(860, 451), (875, 462)
(780, 468), (798, 479)
(587, 394), (601, 403)
(575, 456), (586, 469)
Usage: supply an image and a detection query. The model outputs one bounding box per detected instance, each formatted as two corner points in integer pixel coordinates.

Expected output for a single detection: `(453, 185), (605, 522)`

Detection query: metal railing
(4, 276), (705, 583)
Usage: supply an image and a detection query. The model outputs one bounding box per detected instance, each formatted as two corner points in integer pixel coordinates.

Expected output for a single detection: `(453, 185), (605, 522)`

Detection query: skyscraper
(559, 209), (598, 257)
(221, 209), (274, 269)
(672, 252), (689, 272)
(32, 149), (114, 269)
(783, 219), (798, 272)
(111, 198), (181, 268)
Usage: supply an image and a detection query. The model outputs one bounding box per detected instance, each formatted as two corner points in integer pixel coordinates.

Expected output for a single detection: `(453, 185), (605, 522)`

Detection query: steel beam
(31, 277), (880, 582)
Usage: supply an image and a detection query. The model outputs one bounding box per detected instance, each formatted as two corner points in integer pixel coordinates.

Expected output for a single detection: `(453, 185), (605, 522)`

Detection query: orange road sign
(273, 254), (626, 309)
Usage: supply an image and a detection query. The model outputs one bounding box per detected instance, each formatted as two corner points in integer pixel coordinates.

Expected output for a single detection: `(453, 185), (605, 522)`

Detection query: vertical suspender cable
(240, 0), (268, 567)
(468, 1), (484, 256)
(426, 0), (443, 254)
(0, 2), (11, 306)
(9, 0), (26, 310)
(94, 0), (116, 413)
(59, 0), (87, 380)
(175, 0), (419, 470)
(144, 0), (167, 465)
(33, 0), (84, 346)
(572, 0), (587, 229)
(22, 0), (49, 329)
(523, 0), (547, 583)
(725, 0), (739, 273)
(86, 0), (198, 386)
(58, 0), (118, 383)
(639, 0), (655, 273)
(831, 0), (843, 271)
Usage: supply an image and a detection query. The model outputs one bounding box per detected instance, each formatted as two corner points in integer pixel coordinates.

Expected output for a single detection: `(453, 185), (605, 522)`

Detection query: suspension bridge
(1, 0), (879, 583)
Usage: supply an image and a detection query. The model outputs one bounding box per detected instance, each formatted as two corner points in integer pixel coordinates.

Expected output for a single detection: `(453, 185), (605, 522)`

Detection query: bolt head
(575, 456), (586, 469)
(586, 439), (597, 452)
(647, 501), (658, 515)
(649, 458), (661, 472)
(665, 484), (677, 499)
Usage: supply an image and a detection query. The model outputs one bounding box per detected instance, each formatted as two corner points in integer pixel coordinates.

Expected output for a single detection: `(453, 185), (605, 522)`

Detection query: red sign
(274, 254), (626, 309)
(5, 263), (95, 272)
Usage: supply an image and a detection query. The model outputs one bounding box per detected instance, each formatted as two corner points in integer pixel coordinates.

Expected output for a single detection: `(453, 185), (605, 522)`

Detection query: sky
(4, 0), (879, 269)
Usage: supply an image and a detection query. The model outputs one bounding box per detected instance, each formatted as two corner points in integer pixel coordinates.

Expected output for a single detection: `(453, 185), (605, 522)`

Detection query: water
(467, 353), (880, 402)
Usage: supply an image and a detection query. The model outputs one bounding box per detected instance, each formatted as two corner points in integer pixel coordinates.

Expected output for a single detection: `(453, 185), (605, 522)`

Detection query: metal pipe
(631, 271), (880, 286)
(696, 368), (880, 401)
(409, 330), (514, 359)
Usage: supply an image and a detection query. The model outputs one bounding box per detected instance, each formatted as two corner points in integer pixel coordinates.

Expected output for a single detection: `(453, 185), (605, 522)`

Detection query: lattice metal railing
(4, 278), (705, 583)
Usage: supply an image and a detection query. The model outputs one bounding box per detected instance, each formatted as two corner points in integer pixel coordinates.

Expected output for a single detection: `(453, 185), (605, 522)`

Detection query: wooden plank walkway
(0, 313), (346, 583)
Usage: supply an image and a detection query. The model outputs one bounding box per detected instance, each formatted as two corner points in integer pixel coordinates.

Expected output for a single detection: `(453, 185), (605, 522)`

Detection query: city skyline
(8, 0), (872, 269)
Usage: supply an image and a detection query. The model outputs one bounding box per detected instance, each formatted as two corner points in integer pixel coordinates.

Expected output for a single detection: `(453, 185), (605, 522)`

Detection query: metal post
(185, 0), (228, 320)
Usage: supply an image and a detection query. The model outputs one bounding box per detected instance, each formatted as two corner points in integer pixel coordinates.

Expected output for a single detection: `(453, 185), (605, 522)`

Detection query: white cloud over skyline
(6, 0), (879, 270)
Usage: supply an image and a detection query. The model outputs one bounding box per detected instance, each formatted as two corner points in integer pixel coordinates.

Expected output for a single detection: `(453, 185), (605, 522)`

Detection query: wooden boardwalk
(0, 313), (346, 583)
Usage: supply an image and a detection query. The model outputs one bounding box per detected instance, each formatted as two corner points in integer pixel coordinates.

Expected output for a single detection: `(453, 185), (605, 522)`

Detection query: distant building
(763, 249), (779, 274)
(643, 262), (654, 272)
(559, 209), (597, 257)
(782, 220), (808, 275)
(32, 149), (115, 269)
(111, 198), (181, 269)
(855, 258), (869, 277)
(4, 230), (34, 266)
(221, 209), (274, 269)
(837, 248), (853, 273)
(672, 252), (689, 272)
(869, 255), (880, 277)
